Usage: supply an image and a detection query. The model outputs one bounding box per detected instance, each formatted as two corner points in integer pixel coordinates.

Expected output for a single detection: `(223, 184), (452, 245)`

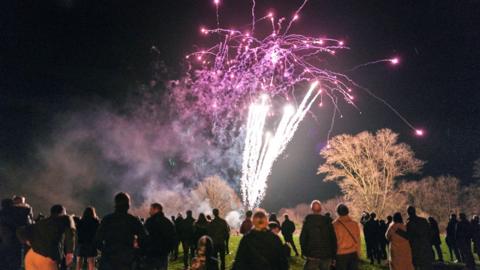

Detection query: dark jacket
(0, 207), (21, 253)
(446, 218), (457, 245)
(29, 215), (76, 262)
(472, 220), (480, 245)
(77, 218), (99, 245)
(8, 205), (34, 229)
(94, 211), (147, 263)
(194, 221), (209, 245)
(240, 219), (253, 235)
(299, 214), (337, 259)
(378, 221), (388, 245)
(456, 219), (473, 243)
(207, 217), (229, 247)
(281, 219), (295, 237)
(179, 216), (196, 242)
(232, 230), (288, 270)
(429, 220), (441, 245)
(144, 212), (176, 257)
(406, 215), (434, 267)
(364, 219), (380, 244)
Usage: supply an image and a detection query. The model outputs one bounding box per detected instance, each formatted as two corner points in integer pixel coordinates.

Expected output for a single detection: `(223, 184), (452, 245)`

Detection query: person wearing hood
(300, 200), (337, 270)
(232, 210), (288, 270)
(332, 204), (360, 270)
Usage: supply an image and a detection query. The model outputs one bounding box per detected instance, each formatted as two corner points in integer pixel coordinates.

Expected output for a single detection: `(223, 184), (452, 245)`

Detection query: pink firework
(171, 0), (422, 144)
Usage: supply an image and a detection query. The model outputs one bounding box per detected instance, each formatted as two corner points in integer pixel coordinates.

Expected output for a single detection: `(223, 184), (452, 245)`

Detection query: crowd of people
(1, 193), (480, 270)
(360, 208), (480, 270)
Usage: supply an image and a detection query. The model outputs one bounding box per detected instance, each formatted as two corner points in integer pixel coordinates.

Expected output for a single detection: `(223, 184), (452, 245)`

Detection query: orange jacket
(332, 215), (361, 256)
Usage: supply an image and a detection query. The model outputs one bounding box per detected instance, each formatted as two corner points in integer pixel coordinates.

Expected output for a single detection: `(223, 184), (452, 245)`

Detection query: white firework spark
(241, 81), (320, 209)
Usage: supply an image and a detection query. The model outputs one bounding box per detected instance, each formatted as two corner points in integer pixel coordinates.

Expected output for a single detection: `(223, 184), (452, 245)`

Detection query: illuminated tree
(462, 185), (480, 215)
(399, 175), (461, 227)
(318, 129), (423, 218)
(192, 175), (243, 216)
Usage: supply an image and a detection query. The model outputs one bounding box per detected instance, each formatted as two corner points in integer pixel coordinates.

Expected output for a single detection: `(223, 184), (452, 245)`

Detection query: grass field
(168, 235), (477, 270)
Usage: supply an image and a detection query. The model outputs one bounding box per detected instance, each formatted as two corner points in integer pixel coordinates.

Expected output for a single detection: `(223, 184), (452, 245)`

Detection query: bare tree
(399, 175), (461, 228)
(278, 203), (311, 226)
(318, 129), (424, 218)
(192, 175), (243, 216)
(461, 184), (480, 216)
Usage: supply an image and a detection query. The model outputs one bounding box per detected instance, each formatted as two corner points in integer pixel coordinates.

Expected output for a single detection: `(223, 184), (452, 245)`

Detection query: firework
(177, 1), (360, 145)
(170, 0), (422, 207)
(241, 81), (320, 209)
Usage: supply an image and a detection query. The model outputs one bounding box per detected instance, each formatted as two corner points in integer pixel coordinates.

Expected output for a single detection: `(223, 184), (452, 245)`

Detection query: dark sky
(2, 0), (480, 210)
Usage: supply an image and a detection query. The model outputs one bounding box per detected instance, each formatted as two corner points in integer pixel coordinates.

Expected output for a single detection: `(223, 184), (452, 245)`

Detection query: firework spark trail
(241, 81), (320, 209)
(348, 58), (399, 72)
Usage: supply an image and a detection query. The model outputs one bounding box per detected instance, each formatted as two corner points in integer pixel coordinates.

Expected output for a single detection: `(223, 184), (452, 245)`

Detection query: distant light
(339, 41), (344, 46)
(415, 129), (424, 136)
(390, 57), (399, 64)
(268, 12), (274, 18)
(214, 0), (220, 5)
(293, 14), (299, 21)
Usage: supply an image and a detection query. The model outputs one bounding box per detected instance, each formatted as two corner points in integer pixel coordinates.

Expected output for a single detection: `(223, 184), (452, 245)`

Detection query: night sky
(2, 0), (480, 211)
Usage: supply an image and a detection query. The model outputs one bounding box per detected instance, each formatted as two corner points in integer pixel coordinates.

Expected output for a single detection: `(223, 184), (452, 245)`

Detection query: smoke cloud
(0, 83), (245, 217)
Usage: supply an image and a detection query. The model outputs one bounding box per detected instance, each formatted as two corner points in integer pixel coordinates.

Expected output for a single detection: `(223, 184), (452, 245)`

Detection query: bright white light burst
(241, 81), (320, 209)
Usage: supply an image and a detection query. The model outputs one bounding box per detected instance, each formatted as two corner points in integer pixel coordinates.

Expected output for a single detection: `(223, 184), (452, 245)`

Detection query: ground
(168, 235), (475, 270)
